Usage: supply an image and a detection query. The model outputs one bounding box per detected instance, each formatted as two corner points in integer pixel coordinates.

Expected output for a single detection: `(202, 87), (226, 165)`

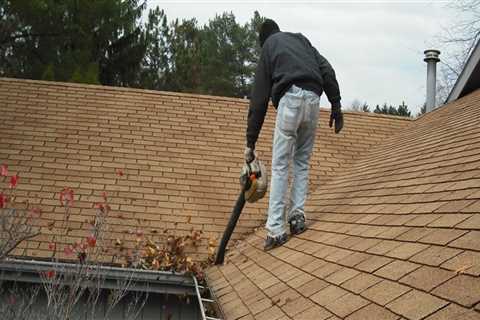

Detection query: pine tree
(397, 101), (411, 117)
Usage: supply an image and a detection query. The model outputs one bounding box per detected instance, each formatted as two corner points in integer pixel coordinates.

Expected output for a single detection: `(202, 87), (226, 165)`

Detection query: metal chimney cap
(424, 49), (440, 62)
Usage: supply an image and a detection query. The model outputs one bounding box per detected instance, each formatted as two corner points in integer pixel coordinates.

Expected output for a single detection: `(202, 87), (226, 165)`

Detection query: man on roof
(245, 19), (343, 250)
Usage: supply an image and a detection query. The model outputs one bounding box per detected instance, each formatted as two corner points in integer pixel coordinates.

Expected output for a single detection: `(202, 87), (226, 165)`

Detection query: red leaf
(1, 164), (8, 177)
(95, 202), (104, 210)
(59, 187), (74, 207)
(86, 234), (96, 248)
(0, 192), (7, 208)
(64, 245), (74, 256)
(116, 169), (124, 176)
(9, 174), (19, 188)
(46, 270), (55, 279)
(48, 242), (56, 251)
(29, 207), (42, 218)
(102, 191), (107, 201)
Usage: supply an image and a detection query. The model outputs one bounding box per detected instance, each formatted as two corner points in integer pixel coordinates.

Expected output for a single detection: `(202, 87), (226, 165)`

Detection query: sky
(146, 0), (459, 115)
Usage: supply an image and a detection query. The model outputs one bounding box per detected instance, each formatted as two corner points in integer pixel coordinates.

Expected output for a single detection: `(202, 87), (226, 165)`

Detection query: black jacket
(246, 31), (341, 149)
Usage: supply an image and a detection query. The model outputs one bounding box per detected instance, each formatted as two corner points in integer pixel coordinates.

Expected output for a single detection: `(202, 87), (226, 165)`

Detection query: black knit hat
(259, 19), (280, 47)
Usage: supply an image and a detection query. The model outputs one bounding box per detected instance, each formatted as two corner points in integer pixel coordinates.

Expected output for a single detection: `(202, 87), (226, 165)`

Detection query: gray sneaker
(289, 215), (306, 235)
(264, 233), (288, 251)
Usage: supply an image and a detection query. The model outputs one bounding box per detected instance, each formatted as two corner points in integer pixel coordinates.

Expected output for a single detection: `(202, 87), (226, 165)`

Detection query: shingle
(325, 267), (360, 285)
(222, 299), (251, 319)
(432, 274), (480, 307)
(280, 296), (314, 317)
(367, 240), (403, 255)
(295, 277), (329, 297)
(399, 265), (455, 292)
(346, 303), (400, 320)
(325, 292), (369, 318)
(419, 229), (467, 246)
(386, 290), (448, 320)
(424, 303), (480, 320)
(385, 242), (429, 260)
(456, 214), (480, 229)
(435, 200), (476, 213)
(337, 252), (372, 267)
(312, 262), (343, 279)
(374, 260), (421, 281)
(460, 200), (480, 213)
(356, 255), (393, 273)
(361, 280), (411, 306)
(249, 297), (273, 315)
(341, 272), (383, 294)
(396, 227), (435, 242)
(310, 285), (349, 307)
(410, 246), (462, 266)
(263, 282), (290, 299)
(427, 214), (472, 227)
(295, 305), (333, 320)
(441, 250), (480, 276)
(255, 305), (285, 320)
(449, 231), (480, 251)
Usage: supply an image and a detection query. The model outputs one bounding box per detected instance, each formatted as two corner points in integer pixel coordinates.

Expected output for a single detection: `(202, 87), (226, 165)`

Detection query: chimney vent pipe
(424, 49), (440, 112)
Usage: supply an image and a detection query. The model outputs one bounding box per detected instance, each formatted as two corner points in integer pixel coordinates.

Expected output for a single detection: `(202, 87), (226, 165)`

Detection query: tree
(0, 0), (148, 86)
(361, 103), (370, 112)
(349, 99), (361, 112)
(0, 162), (218, 319)
(140, 7), (170, 90)
(437, 1), (480, 102)
(373, 102), (412, 118)
(416, 103), (427, 117)
(397, 101), (411, 117)
(0, 3), (265, 97)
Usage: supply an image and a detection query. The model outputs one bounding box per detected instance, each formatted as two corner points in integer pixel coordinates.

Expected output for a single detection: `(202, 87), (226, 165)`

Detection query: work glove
(244, 147), (255, 164)
(329, 104), (344, 134)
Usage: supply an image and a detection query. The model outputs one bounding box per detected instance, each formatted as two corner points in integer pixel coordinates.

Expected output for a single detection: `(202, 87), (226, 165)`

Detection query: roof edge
(446, 39), (480, 103)
(0, 257), (196, 295)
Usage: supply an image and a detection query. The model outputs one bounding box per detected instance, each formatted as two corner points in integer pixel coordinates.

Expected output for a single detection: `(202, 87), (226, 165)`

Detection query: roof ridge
(0, 77), (414, 122)
(0, 77), (248, 104)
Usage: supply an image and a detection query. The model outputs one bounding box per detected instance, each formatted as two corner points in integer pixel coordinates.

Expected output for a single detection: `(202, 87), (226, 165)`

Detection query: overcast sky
(146, 1), (458, 115)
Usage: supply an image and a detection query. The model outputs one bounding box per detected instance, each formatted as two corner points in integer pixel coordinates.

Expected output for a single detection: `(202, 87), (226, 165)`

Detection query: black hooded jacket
(246, 31), (341, 149)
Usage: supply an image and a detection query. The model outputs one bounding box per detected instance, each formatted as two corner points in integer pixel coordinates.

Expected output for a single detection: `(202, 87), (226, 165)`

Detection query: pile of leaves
(112, 228), (217, 280)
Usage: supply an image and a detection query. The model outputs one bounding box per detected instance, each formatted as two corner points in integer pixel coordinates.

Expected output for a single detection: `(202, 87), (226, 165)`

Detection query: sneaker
(289, 214), (306, 235)
(264, 233), (288, 251)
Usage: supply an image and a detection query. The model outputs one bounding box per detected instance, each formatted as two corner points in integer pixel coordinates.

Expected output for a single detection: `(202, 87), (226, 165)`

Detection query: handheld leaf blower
(214, 159), (268, 265)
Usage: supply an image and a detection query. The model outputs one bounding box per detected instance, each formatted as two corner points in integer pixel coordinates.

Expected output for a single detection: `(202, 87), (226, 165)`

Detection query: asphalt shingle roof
(0, 78), (408, 262)
(207, 90), (480, 319)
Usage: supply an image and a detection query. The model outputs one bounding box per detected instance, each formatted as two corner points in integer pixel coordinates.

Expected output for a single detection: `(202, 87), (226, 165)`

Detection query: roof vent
(424, 49), (440, 112)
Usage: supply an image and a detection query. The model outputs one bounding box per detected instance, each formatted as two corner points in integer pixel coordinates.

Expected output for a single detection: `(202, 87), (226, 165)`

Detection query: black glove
(329, 104), (343, 134)
(244, 147), (255, 164)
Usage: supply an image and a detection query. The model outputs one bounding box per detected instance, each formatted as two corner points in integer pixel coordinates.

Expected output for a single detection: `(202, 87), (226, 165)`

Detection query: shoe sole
(290, 223), (307, 236)
(291, 226), (307, 236)
(264, 237), (289, 251)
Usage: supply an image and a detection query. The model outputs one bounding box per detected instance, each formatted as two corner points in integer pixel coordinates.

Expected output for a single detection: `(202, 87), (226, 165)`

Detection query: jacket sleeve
(313, 48), (341, 108)
(246, 46), (272, 149)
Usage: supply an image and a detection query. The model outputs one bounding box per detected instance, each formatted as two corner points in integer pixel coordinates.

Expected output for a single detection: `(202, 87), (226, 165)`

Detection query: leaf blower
(214, 158), (268, 265)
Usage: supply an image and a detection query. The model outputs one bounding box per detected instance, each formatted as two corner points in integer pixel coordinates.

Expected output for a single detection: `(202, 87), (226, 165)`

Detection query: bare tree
(437, 0), (480, 102)
(0, 163), (216, 319)
(346, 98), (362, 112)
